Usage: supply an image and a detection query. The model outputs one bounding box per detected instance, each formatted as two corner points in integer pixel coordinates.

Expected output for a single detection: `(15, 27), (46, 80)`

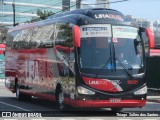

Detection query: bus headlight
(77, 86), (95, 95)
(134, 86), (147, 95)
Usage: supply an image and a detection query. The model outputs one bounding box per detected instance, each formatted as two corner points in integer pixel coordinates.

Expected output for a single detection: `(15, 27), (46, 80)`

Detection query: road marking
(89, 119), (104, 120)
(0, 101), (30, 111)
(60, 119), (76, 120)
(143, 119), (158, 120)
(31, 119), (46, 120)
(147, 102), (160, 104)
(118, 119), (132, 120)
(4, 119), (17, 120)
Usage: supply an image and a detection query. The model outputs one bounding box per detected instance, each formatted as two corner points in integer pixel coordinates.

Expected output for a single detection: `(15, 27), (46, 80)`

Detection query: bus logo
(88, 80), (108, 85)
(89, 80), (99, 85)
(95, 14), (123, 21)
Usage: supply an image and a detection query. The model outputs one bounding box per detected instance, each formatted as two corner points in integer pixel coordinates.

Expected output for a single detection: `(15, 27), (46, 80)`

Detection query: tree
(0, 26), (8, 43)
(29, 9), (55, 23)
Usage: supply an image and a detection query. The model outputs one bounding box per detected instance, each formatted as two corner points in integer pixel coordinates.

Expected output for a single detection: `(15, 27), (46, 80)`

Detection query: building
(153, 20), (160, 31)
(126, 15), (154, 31)
(0, 0), (78, 26)
(95, 0), (110, 8)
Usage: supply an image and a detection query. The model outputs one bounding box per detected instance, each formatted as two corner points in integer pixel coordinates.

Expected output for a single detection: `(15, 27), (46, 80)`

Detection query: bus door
(139, 27), (155, 57)
(54, 45), (70, 95)
(68, 47), (75, 100)
(55, 46), (75, 100)
(139, 27), (149, 57)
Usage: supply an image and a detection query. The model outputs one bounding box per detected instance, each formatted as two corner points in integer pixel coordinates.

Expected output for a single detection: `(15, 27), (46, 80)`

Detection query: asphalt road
(0, 80), (160, 120)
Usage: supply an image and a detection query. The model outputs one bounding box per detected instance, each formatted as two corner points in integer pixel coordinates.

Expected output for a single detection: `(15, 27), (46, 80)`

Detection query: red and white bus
(5, 8), (154, 111)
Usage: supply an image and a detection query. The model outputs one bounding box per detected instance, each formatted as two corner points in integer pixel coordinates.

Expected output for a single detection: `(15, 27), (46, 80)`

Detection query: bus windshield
(79, 25), (144, 77)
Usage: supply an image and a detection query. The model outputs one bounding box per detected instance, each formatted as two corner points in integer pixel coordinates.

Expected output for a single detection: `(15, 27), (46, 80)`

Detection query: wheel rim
(58, 92), (64, 110)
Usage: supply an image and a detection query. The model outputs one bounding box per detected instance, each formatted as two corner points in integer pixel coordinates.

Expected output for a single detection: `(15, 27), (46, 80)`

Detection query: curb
(147, 99), (160, 103)
(0, 79), (5, 82)
(147, 96), (160, 103)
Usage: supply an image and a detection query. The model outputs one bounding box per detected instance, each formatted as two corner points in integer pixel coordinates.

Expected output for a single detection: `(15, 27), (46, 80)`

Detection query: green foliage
(37, 9), (54, 20)
(28, 9), (55, 23)
(0, 26), (8, 43)
(59, 23), (73, 47)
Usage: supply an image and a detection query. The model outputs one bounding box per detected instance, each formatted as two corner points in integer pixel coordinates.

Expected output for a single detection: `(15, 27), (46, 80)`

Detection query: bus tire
(111, 108), (123, 112)
(56, 87), (65, 111)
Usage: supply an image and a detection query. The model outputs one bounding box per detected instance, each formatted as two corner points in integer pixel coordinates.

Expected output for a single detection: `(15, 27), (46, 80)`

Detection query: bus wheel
(111, 108), (123, 112)
(56, 88), (65, 110)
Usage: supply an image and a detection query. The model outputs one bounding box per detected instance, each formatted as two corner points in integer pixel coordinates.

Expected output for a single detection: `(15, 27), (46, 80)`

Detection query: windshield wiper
(112, 43), (133, 78)
(112, 44), (116, 71)
(116, 58), (134, 78)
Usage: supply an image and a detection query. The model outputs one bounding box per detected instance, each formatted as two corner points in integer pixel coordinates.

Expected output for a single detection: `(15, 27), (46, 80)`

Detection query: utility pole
(76, 0), (81, 9)
(95, 0), (110, 8)
(12, 0), (16, 26)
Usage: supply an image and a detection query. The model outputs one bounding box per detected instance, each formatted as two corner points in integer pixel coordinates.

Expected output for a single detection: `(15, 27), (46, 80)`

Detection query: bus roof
(9, 8), (136, 32)
(49, 8), (123, 19)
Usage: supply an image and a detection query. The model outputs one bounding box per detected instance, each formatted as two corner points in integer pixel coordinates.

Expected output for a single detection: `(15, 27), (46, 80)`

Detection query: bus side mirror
(146, 28), (155, 49)
(134, 39), (140, 54)
(73, 26), (80, 47)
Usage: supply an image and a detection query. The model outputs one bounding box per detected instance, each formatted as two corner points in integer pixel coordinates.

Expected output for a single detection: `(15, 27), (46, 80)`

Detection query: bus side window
(6, 34), (14, 50)
(19, 41), (29, 49)
(54, 23), (72, 76)
(20, 29), (32, 49)
(7, 31), (19, 50)
(141, 32), (149, 55)
(29, 25), (55, 49)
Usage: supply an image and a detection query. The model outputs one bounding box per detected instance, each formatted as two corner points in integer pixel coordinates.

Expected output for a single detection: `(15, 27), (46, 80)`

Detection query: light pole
(62, 0), (70, 11)
(12, 0), (16, 26)
(0, 0), (4, 26)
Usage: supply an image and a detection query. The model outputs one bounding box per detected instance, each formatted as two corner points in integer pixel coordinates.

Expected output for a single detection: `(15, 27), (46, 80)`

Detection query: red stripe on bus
(65, 98), (146, 108)
(150, 49), (160, 56)
(82, 77), (119, 92)
(17, 89), (146, 108)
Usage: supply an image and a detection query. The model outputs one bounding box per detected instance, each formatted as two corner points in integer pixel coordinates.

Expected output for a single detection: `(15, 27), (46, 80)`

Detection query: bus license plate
(109, 98), (121, 103)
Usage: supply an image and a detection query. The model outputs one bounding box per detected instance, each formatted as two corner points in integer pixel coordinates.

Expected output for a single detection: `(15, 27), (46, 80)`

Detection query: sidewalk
(0, 79), (5, 86)
(147, 96), (160, 103)
(147, 89), (160, 103)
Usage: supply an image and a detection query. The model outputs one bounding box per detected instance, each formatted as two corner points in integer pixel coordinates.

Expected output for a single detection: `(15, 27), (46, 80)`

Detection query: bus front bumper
(65, 99), (146, 108)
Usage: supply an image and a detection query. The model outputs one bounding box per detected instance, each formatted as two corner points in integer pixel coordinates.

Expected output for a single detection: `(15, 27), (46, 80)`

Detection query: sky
(1, 0), (160, 25)
(84, 0), (160, 22)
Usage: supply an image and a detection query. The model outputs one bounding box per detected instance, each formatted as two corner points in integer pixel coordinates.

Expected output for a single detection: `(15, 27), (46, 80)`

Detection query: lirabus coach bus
(5, 8), (154, 111)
